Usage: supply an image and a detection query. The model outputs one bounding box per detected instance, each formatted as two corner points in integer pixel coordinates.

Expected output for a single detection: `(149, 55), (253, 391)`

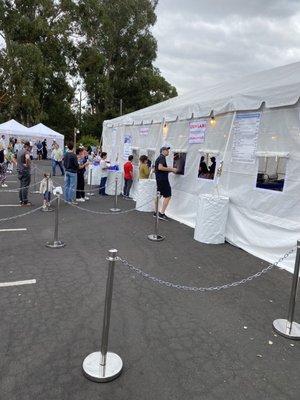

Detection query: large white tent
(102, 62), (300, 273)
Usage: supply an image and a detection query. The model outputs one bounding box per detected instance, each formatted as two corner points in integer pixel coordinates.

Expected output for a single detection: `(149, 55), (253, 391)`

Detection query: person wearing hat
(154, 146), (177, 220)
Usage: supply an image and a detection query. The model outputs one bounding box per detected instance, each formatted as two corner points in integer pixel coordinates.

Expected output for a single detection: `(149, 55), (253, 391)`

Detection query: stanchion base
(273, 319), (300, 340)
(41, 207), (54, 212)
(147, 234), (165, 242)
(82, 351), (123, 383)
(45, 240), (66, 249)
(110, 208), (121, 212)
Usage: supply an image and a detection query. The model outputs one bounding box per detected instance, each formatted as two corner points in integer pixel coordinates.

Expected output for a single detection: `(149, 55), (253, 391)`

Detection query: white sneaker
(76, 198), (81, 202)
(77, 198), (85, 202)
(1, 183), (8, 187)
(84, 196), (90, 201)
(42, 204), (47, 209)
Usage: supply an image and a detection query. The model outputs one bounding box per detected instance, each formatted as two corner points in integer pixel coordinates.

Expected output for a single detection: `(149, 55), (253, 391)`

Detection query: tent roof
(104, 61), (300, 127)
(28, 123), (64, 138)
(0, 119), (29, 133)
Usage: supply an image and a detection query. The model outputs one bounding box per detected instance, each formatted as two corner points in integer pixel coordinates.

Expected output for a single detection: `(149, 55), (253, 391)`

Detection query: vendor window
(173, 152), (187, 175)
(198, 153), (217, 180)
(256, 156), (287, 192)
(132, 148), (140, 166)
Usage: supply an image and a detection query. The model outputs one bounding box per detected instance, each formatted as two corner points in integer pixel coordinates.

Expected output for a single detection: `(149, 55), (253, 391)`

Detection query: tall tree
(77, 0), (177, 135)
(0, 0), (76, 135)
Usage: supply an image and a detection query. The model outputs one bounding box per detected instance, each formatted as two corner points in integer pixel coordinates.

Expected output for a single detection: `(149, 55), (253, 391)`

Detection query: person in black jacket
(63, 142), (79, 204)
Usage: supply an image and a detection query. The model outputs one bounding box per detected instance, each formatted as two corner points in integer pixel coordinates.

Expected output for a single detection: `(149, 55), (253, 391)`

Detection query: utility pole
(119, 99), (123, 116)
(79, 90), (82, 127)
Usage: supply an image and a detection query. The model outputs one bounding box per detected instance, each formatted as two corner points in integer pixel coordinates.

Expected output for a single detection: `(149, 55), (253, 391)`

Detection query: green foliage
(79, 134), (100, 148)
(0, 0), (177, 139)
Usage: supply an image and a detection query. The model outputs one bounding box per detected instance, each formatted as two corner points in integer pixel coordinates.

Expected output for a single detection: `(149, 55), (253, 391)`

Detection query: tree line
(0, 0), (177, 139)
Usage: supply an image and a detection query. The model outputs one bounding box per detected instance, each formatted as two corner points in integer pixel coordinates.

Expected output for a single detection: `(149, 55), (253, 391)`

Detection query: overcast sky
(152, 0), (300, 94)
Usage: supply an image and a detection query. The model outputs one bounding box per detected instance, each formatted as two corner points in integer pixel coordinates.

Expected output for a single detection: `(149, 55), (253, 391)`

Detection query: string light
(210, 111), (216, 126)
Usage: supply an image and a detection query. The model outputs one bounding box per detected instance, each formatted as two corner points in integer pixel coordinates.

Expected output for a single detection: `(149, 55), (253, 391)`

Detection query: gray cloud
(153, 0), (300, 93)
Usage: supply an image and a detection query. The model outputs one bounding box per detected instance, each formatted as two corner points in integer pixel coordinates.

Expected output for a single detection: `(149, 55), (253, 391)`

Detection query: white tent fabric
(102, 62), (300, 273)
(27, 123), (64, 149)
(0, 119), (30, 141)
(0, 120), (64, 150)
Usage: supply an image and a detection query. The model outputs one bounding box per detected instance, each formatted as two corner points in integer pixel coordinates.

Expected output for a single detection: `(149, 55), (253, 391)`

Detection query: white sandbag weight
(135, 179), (156, 212)
(194, 194), (229, 244)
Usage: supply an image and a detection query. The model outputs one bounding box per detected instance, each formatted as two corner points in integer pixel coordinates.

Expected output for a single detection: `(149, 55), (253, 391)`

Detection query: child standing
(39, 173), (54, 209)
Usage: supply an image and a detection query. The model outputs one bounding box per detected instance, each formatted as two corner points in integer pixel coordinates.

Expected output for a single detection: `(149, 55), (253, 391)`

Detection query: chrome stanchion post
(110, 176), (121, 212)
(31, 166), (39, 194)
(273, 241), (300, 340)
(87, 167), (95, 196)
(45, 194), (65, 248)
(83, 249), (123, 382)
(148, 191), (165, 242)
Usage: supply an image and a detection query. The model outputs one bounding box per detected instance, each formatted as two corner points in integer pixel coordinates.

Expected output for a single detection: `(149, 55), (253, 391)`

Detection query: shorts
(156, 180), (171, 198)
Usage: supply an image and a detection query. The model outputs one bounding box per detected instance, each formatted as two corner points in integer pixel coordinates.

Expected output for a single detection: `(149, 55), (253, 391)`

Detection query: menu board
(231, 113), (261, 163)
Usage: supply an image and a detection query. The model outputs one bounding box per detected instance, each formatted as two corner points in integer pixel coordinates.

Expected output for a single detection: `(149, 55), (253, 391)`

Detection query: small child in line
(39, 173), (54, 209)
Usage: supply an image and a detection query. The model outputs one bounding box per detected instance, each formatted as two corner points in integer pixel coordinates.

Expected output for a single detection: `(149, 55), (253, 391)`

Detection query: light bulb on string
(210, 111), (216, 127)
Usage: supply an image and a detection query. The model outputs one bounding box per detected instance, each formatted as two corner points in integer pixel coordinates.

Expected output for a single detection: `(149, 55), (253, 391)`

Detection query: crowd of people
(0, 136), (178, 220)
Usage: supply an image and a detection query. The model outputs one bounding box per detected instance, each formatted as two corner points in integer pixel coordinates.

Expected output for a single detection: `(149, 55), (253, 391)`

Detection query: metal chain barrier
(62, 195), (153, 215)
(117, 248), (295, 292)
(0, 197), (56, 223)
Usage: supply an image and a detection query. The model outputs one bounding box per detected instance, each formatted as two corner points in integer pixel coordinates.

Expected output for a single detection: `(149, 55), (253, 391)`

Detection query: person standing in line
(76, 147), (89, 202)
(123, 155), (134, 197)
(36, 140), (43, 160)
(42, 139), (47, 160)
(0, 143), (8, 187)
(63, 142), (79, 204)
(52, 143), (65, 176)
(17, 141), (32, 206)
(154, 146), (177, 221)
(39, 173), (53, 209)
(139, 155), (150, 179)
(99, 152), (109, 196)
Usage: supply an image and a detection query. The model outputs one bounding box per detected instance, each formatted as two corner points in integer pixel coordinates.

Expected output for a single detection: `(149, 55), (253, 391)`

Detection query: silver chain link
(63, 196), (154, 215)
(117, 248), (295, 292)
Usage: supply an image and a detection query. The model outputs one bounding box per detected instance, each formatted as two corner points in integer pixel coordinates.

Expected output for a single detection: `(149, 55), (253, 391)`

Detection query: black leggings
(76, 172), (85, 198)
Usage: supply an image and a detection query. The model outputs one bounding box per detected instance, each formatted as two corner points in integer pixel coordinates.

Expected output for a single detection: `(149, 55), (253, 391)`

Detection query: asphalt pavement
(0, 161), (299, 400)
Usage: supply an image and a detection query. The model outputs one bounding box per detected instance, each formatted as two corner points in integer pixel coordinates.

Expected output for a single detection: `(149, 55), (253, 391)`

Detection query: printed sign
(140, 127), (149, 136)
(123, 134), (132, 159)
(231, 113), (261, 164)
(189, 120), (207, 144)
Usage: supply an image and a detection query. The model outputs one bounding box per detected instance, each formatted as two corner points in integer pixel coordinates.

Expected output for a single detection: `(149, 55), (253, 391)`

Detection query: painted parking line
(0, 205), (21, 207)
(0, 279), (36, 288)
(0, 228), (27, 232)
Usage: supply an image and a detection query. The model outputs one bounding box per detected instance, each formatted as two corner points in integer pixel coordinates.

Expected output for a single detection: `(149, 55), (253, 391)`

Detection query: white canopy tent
(0, 119), (30, 144)
(27, 123), (64, 150)
(0, 120), (64, 152)
(102, 62), (300, 273)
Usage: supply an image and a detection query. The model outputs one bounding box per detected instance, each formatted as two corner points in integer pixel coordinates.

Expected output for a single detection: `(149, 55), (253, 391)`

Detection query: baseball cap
(160, 146), (170, 153)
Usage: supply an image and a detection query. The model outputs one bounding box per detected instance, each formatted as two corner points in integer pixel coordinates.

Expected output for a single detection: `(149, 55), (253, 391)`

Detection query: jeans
(52, 160), (64, 176)
(99, 177), (107, 195)
(123, 179), (133, 197)
(64, 171), (77, 202)
(18, 170), (31, 204)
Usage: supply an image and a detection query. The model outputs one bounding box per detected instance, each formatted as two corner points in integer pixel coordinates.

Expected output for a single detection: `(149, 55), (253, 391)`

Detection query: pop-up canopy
(27, 123), (64, 149)
(0, 119), (29, 140)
